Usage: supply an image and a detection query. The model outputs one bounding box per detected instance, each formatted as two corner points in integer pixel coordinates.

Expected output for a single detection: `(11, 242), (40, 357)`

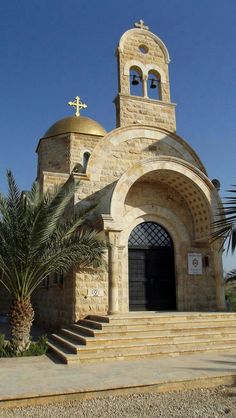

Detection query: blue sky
(1, 0), (236, 271)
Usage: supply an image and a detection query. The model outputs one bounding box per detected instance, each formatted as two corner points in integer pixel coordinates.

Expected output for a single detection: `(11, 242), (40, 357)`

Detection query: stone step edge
(70, 324), (95, 336)
(65, 344), (236, 363)
(71, 348), (236, 364)
(50, 334), (79, 354)
(77, 321), (236, 334)
(47, 341), (75, 363)
(48, 334), (236, 355)
(76, 338), (236, 352)
(48, 338), (236, 363)
(76, 326), (236, 337)
(81, 318), (236, 328)
(63, 329), (236, 344)
(88, 313), (236, 322)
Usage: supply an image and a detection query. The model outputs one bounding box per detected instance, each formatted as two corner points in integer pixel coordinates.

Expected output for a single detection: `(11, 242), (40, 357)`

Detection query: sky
(0, 0), (236, 272)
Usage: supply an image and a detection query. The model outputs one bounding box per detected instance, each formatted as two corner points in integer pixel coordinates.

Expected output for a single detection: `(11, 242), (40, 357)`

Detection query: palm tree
(213, 184), (236, 254)
(0, 171), (106, 354)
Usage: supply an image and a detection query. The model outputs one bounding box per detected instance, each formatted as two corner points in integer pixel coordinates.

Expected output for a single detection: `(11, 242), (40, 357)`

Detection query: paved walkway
(1, 351), (236, 407)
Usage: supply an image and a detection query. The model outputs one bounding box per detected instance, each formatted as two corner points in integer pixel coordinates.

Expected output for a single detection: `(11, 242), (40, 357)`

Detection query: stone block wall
(74, 259), (108, 321)
(118, 30), (170, 100)
(41, 172), (70, 192)
(33, 270), (74, 330)
(116, 94), (176, 131)
(70, 133), (101, 173)
(116, 28), (176, 131)
(37, 135), (70, 175)
(37, 132), (102, 181)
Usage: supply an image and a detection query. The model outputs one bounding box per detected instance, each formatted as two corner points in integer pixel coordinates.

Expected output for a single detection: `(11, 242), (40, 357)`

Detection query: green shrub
(22, 335), (48, 356)
(0, 334), (48, 357)
(225, 283), (236, 311)
(0, 334), (10, 357)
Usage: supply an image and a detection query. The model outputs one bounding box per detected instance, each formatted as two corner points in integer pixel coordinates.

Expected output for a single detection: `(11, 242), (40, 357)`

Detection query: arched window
(147, 70), (161, 100)
(83, 152), (90, 172)
(129, 66), (143, 97)
(129, 222), (172, 248)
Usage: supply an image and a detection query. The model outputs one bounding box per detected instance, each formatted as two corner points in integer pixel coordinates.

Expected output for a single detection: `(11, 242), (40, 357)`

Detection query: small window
(139, 44), (148, 54)
(83, 152), (90, 172)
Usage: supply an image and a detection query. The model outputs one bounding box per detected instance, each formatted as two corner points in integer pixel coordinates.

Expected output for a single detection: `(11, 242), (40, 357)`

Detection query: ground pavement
(0, 350), (236, 408)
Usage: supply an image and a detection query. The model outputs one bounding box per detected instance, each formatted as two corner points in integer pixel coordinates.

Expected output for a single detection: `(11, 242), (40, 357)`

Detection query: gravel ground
(1, 386), (236, 418)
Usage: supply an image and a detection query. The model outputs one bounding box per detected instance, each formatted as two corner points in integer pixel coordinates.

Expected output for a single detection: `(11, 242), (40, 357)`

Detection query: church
(6, 21), (226, 330)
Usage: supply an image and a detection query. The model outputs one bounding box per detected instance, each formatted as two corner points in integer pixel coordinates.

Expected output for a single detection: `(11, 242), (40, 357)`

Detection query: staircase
(47, 312), (236, 364)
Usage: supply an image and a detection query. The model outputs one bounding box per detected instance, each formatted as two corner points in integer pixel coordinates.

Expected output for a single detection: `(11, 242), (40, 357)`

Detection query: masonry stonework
(30, 22), (225, 328)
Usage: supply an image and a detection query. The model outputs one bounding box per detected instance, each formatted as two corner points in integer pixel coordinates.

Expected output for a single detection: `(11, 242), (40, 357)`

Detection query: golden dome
(43, 116), (106, 138)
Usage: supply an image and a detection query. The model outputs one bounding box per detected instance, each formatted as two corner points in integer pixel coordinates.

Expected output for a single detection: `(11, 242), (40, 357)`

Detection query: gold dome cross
(68, 96), (87, 116)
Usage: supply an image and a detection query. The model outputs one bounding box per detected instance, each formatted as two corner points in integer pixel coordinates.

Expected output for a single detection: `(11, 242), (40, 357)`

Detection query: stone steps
(53, 333), (236, 351)
(49, 334), (236, 357)
(47, 338), (236, 365)
(71, 323), (236, 338)
(47, 312), (236, 364)
(60, 327), (236, 346)
(79, 318), (236, 333)
(88, 313), (236, 323)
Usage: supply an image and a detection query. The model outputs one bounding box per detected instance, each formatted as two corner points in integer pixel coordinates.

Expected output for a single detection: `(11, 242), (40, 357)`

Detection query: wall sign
(87, 288), (104, 297)
(188, 253), (203, 275)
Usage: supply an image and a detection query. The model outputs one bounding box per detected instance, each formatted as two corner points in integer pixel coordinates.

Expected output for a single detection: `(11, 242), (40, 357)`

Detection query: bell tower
(115, 20), (176, 132)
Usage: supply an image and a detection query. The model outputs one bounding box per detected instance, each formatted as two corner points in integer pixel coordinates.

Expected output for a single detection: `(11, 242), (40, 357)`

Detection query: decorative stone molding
(118, 28), (171, 64)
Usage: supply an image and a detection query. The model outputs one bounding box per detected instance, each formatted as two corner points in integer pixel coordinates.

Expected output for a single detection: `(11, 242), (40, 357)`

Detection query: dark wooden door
(128, 250), (146, 311)
(128, 222), (176, 311)
(146, 248), (176, 310)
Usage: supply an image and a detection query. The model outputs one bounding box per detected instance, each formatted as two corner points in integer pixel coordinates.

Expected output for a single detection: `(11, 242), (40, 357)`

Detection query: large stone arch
(111, 205), (191, 313)
(117, 205), (190, 247)
(87, 126), (207, 185)
(107, 156), (220, 242)
(104, 156), (224, 314)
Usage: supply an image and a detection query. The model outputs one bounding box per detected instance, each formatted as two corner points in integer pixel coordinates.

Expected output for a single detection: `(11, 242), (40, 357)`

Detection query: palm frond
(0, 172), (106, 299)
(212, 184), (236, 254)
(225, 269), (236, 283)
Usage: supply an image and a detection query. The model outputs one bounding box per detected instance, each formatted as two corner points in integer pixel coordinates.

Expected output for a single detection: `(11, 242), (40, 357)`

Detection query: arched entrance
(128, 222), (176, 311)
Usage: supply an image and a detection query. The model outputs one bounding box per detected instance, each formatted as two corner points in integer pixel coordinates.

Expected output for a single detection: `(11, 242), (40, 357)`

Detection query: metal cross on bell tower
(68, 96), (87, 116)
(134, 19), (149, 30)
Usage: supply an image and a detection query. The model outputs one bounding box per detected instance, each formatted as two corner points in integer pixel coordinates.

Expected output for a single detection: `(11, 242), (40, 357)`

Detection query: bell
(150, 79), (157, 89)
(131, 75), (139, 86)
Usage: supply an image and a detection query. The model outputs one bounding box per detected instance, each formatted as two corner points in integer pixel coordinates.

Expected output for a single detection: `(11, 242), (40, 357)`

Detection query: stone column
(108, 231), (119, 314)
(176, 244), (188, 311)
(143, 75), (148, 98)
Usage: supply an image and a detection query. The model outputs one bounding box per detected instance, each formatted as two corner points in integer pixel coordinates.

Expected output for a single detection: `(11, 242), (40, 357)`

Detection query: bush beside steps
(0, 333), (48, 357)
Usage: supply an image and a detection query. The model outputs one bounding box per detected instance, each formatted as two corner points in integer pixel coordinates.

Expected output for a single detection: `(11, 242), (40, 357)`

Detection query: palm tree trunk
(9, 297), (34, 354)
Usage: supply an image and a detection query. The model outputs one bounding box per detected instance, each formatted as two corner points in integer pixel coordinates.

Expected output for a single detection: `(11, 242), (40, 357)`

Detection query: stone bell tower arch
(114, 19), (176, 132)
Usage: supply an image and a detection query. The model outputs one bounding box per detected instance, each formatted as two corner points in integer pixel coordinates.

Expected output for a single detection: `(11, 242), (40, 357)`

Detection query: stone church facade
(8, 22), (226, 328)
